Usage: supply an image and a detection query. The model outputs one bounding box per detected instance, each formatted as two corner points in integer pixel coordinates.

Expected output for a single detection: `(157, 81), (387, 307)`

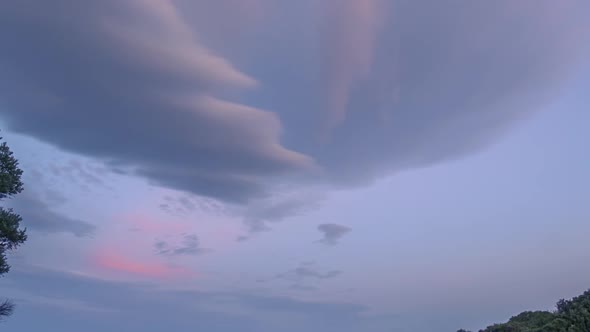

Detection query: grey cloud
(40, 187), (68, 206)
(48, 160), (106, 189)
(317, 223), (351, 246)
(4, 264), (575, 332)
(302, 0), (590, 185)
(177, 196), (196, 213)
(2, 265), (260, 332)
(17, 152), (114, 201)
(155, 233), (210, 256)
(1, 0), (589, 207)
(262, 262), (342, 291)
(317, 0), (386, 130)
(241, 191), (325, 233)
(232, 1), (590, 187)
(1, 265), (393, 332)
(236, 235), (250, 242)
(281, 266), (341, 280)
(6, 190), (95, 237)
(0, 0), (314, 204)
(159, 194), (226, 218)
(158, 203), (172, 214)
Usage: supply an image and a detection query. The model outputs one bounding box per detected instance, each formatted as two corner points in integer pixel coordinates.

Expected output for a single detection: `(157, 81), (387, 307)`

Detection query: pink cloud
(93, 251), (195, 279)
(84, 212), (201, 281)
(175, 0), (268, 36)
(320, 0), (388, 132)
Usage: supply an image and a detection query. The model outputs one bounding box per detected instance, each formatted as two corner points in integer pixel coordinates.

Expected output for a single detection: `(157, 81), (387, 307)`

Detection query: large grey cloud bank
(0, 0), (313, 203)
(1, 0), (588, 204)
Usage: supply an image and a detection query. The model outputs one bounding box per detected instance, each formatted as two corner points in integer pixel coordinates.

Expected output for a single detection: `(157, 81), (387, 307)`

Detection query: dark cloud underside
(0, 0), (588, 204)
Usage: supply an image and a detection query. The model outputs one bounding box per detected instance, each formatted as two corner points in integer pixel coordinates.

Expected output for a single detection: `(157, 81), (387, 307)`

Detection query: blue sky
(1, 1), (589, 331)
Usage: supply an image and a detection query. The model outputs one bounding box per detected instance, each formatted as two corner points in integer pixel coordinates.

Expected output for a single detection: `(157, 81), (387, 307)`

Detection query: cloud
(158, 196), (195, 218)
(1, 0), (589, 208)
(256, 0), (590, 187)
(259, 262), (342, 291)
(240, 191), (325, 233)
(154, 233), (210, 256)
(6, 190), (95, 237)
(159, 194), (226, 218)
(46, 159), (110, 192)
(93, 251), (195, 279)
(5, 290), (117, 314)
(0, 0), (314, 204)
(277, 264), (341, 281)
(1, 265), (390, 332)
(310, 0), (590, 184)
(317, 223), (351, 246)
(318, 0), (387, 131)
(2, 266), (261, 331)
(236, 235), (250, 242)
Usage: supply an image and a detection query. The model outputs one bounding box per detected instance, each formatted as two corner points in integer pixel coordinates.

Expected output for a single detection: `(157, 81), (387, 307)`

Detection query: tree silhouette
(462, 289), (590, 332)
(0, 136), (27, 320)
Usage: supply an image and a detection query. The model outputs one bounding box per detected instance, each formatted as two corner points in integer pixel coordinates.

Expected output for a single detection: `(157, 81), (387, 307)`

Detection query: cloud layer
(1, 265), (384, 332)
(0, 0), (313, 204)
(1, 0), (589, 206)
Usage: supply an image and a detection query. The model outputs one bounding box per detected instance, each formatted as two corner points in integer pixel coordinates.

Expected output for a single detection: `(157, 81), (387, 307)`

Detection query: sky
(0, 1), (589, 331)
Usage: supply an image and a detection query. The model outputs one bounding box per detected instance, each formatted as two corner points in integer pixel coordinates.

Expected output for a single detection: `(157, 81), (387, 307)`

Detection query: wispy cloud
(92, 251), (195, 279)
(317, 223), (351, 246)
(240, 191), (325, 233)
(276, 264), (341, 281)
(46, 159), (110, 191)
(159, 194), (226, 218)
(2, 265), (382, 332)
(258, 262), (342, 292)
(154, 233), (210, 256)
(6, 190), (95, 237)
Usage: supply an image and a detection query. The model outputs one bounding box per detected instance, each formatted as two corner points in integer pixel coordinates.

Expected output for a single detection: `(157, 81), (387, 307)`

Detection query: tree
(467, 289), (590, 332)
(0, 136), (27, 320)
(0, 300), (14, 318)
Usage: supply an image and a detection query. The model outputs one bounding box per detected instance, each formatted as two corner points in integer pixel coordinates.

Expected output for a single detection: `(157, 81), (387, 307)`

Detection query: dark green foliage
(548, 290), (590, 332)
(0, 138), (26, 276)
(0, 300), (14, 317)
(0, 141), (24, 200)
(460, 290), (590, 332)
(0, 136), (27, 320)
(0, 208), (26, 275)
(482, 311), (556, 332)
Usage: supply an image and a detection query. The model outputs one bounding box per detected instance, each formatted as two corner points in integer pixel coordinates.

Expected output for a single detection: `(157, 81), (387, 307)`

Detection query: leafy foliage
(0, 141), (24, 200)
(0, 136), (27, 320)
(0, 208), (26, 275)
(458, 289), (590, 332)
(0, 300), (14, 318)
